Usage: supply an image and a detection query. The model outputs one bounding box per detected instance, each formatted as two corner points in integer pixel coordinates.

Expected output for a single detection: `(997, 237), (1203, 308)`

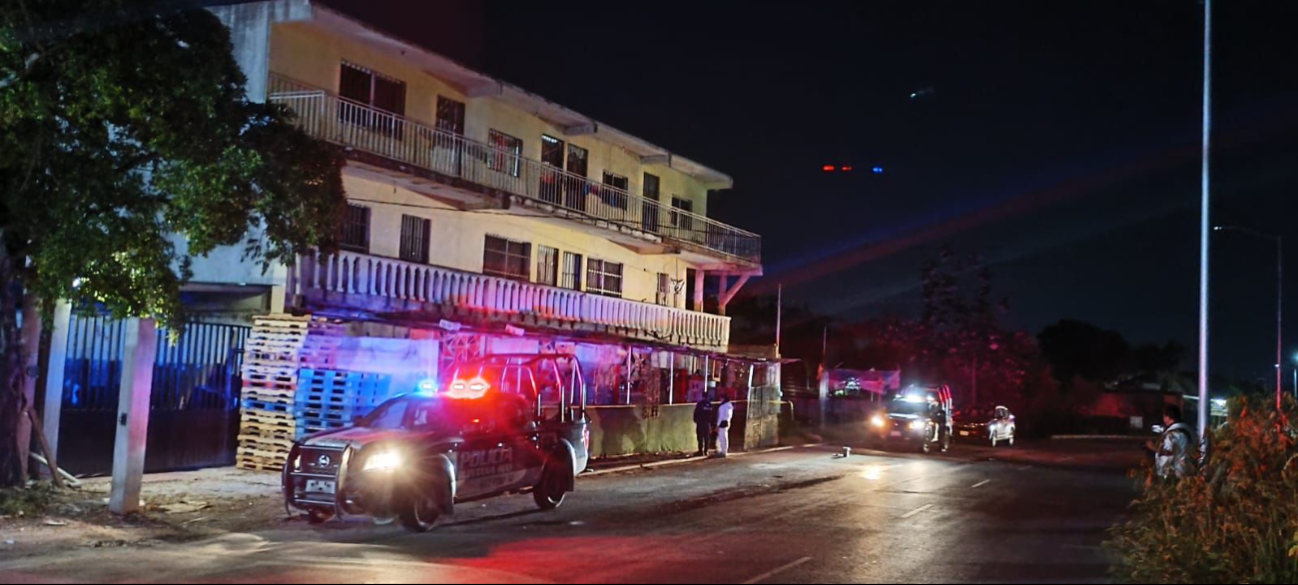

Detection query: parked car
(987, 406), (1016, 447)
(282, 354), (590, 532)
(867, 385), (954, 454)
(953, 407), (996, 441)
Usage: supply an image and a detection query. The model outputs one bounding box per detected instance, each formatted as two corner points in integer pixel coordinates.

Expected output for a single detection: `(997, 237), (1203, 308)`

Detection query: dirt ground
(0, 468), (290, 559)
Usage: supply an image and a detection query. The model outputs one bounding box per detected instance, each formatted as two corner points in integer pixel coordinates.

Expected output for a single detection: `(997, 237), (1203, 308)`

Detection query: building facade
(204, 0), (761, 354)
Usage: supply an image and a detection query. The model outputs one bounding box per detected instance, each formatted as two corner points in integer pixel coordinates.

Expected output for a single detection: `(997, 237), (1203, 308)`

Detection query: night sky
(319, 0), (1298, 383)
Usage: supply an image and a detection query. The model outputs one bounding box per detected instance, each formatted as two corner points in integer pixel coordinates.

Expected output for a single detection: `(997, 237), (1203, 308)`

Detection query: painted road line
(971, 479), (991, 488)
(1016, 465), (1033, 471)
(743, 556), (813, 584)
(900, 504), (934, 519)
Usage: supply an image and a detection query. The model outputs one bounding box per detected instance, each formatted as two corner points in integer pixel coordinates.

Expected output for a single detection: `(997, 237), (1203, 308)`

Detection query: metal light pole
(1197, 0), (1212, 442)
(1214, 226), (1283, 410)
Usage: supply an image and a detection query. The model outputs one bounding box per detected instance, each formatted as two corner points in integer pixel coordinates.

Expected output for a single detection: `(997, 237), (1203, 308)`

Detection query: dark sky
(320, 1), (1298, 382)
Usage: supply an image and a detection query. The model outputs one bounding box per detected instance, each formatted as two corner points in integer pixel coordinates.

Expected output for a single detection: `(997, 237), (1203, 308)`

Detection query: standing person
(1149, 405), (1192, 479)
(693, 397), (714, 457)
(715, 395), (735, 458)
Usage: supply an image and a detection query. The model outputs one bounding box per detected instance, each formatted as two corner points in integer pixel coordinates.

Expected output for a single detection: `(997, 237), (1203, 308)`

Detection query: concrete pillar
(668, 352), (675, 405)
(693, 269), (705, 313)
(40, 302), (72, 475)
(109, 318), (158, 515)
(17, 295), (40, 480)
(818, 368), (830, 429)
(207, 0), (312, 102)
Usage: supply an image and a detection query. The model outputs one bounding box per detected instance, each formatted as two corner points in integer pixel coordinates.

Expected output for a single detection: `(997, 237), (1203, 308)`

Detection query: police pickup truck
(283, 354), (590, 532)
(867, 384), (954, 454)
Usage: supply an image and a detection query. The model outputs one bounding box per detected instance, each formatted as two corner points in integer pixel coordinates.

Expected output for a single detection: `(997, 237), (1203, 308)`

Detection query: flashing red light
(841, 166), (853, 172)
(446, 377), (490, 399)
(822, 165), (836, 172)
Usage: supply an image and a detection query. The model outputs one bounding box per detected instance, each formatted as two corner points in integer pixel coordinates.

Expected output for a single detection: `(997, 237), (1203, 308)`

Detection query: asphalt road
(0, 441), (1138, 584)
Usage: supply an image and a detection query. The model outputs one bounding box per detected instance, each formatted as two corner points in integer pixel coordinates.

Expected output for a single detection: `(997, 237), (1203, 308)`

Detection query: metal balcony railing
(268, 74), (760, 264)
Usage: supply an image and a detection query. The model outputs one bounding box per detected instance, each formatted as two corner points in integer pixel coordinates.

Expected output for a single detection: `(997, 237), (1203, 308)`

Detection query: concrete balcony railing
(267, 74), (761, 265)
(289, 250), (731, 352)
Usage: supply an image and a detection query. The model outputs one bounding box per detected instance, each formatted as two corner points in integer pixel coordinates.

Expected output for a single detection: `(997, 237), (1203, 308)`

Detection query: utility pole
(1197, 0), (1213, 443)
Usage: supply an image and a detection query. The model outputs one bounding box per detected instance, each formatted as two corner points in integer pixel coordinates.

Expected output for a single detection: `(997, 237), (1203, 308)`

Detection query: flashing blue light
(872, 166), (885, 175)
(416, 379), (438, 396)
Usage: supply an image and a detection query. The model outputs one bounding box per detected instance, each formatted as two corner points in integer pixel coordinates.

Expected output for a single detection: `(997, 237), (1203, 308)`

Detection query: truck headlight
(870, 415), (886, 428)
(363, 450), (403, 472)
(909, 420), (926, 431)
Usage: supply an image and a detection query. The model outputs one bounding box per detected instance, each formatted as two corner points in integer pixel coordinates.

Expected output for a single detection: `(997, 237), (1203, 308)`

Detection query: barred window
(484, 235), (531, 280)
(587, 259), (623, 297)
(340, 204), (370, 252)
(537, 245), (559, 287)
(399, 215), (431, 263)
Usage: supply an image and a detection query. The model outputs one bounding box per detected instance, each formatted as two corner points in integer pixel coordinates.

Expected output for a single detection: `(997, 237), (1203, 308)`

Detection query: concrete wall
(587, 404), (697, 458)
(587, 399), (782, 458)
(344, 172), (696, 307)
(267, 21), (711, 216)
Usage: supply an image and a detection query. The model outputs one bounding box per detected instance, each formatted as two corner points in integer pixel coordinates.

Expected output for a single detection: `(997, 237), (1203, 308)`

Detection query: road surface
(0, 441), (1138, 584)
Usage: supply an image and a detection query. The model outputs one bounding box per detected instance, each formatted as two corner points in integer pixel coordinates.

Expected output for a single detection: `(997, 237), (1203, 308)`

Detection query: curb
(1050, 435), (1146, 441)
(581, 443), (822, 478)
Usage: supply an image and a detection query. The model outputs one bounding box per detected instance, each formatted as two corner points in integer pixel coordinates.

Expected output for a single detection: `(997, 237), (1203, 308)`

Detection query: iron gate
(57, 313), (250, 475)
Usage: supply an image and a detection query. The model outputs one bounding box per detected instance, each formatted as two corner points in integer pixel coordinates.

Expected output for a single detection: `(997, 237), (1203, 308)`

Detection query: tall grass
(1109, 396), (1298, 583)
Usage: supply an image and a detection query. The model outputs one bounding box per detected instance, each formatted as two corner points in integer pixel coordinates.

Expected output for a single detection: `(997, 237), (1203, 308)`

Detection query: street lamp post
(1214, 225), (1283, 410)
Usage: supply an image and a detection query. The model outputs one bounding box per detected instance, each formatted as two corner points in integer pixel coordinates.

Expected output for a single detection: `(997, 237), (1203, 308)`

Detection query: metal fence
(58, 312), (251, 474)
(268, 74), (762, 264)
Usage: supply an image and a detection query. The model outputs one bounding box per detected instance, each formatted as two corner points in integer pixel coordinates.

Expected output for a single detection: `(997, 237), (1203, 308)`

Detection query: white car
(988, 406), (1016, 447)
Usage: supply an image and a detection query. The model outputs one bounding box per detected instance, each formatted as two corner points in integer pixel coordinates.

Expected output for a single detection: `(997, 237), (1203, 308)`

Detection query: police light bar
(446, 377), (490, 399)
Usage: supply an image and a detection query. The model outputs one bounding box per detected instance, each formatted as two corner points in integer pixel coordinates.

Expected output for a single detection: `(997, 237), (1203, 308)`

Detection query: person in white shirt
(715, 396), (735, 457)
(1149, 405), (1192, 480)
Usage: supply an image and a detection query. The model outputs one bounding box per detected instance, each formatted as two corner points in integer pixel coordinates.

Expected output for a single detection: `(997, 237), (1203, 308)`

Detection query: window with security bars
(338, 62), (406, 138)
(341, 204), (370, 252)
(656, 272), (671, 306)
(587, 259), (623, 297)
(483, 235), (531, 280)
(487, 130), (522, 177)
(537, 245), (559, 286)
(399, 215), (431, 263)
(561, 252), (582, 290)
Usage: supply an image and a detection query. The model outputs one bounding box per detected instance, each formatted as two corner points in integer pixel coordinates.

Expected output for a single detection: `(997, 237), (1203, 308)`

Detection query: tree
(1037, 319), (1132, 384)
(0, 1), (346, 485)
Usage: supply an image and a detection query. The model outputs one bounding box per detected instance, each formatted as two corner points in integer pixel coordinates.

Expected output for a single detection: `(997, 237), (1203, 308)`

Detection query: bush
(0, 482), (58, 517)
(1109, 396), (1298, 583)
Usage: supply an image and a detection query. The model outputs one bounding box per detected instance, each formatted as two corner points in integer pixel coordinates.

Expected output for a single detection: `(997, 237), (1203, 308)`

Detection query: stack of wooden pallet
(237, 314), (341, 471)
(295, 369), (393, 436)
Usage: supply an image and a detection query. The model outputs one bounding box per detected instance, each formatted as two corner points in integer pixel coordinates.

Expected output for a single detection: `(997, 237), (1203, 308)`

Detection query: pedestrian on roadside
(693, 396), (714, 457)
(1148, 405), (1192, 480)
(715, 395), (735, 458)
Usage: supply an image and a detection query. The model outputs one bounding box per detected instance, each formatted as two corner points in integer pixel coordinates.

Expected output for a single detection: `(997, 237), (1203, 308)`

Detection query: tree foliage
(0, 0), (346, 485)
(1109, 396), (1298, 583)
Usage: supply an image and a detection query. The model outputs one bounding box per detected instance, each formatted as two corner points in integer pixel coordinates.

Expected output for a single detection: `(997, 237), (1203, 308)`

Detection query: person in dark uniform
(693, 397), (714, 457)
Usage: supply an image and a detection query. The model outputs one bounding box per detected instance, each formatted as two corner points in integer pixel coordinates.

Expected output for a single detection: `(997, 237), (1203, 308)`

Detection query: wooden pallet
(241, 386), (295, 405)
(242, 399), (294, 414)
(238, 433), (295, 450)
(296, 418), (349, 435)
(241, 408), (296, 429)
(239, 425), (295, 445)
(237, 454), (284, 472)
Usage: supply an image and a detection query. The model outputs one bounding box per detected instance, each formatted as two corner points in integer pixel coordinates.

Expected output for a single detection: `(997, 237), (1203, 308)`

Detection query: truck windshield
(364, 397), (471, 432)
(887, 400), (932, 416)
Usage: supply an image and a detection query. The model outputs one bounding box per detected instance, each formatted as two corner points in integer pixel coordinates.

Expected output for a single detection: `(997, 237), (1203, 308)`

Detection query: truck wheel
(533, 460), (569, 511)
(919, 431), (932, 454)
(400, 484), (447, 533)
(1008, 430), (1015, 447)
(305, 507), (334, 525)
(991, 434), (998, 448)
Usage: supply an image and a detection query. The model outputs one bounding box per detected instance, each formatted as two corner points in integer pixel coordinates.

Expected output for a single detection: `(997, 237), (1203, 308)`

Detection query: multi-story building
(42, 0), (774, 477)
(205, 0), (761, 355)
